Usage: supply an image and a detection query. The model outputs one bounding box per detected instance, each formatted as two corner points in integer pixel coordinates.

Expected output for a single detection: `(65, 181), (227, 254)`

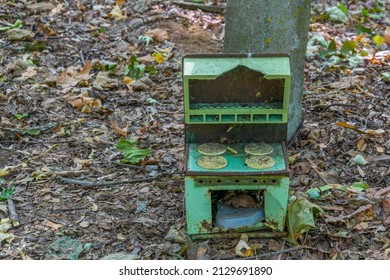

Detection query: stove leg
(185, 178), (212, 235)
(264, 177), (289, 232)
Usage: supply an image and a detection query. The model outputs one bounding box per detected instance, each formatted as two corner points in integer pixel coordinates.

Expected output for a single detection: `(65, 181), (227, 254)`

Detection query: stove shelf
(187, 112), (286, 124)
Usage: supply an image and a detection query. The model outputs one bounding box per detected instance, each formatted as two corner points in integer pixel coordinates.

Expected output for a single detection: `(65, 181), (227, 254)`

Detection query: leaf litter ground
(0, 0), (389, 260)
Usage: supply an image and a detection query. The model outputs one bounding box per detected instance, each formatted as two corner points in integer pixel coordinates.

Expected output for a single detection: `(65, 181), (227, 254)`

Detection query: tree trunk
(224, 0), (311, 140)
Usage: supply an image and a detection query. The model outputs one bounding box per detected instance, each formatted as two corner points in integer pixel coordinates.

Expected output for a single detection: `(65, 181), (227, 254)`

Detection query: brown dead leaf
(37, 22), (57, 36)
(325, 205), (373, 223)
(309, 164), (342, 185)
(357, 138), (367, 152)
(376, 146), (385, 153)
(57, 62), (91, 87)
(227, 194), (257, 208)
(354, 222), (369, 230)
(268, 239), (281, 251)
(30, 2), (55, 12)
(321, 205), (344, 212)
(74, 157), (92, 171)
(137, 54), (155, 63)
(336, 122), (385, 137)
(64, 92), (103, 114)
(381, 199), (390, 217)
(116, 0), (125, 6)
(7, 29), (35, 41)
(330, 76), (361, 89)
(108, 5), (126, 20)
(145, 28), (169, 42)
(384, 216), (390, 226)
(57, 69), (79, 87)
(75, 60), (92, 80)
(43, 219), (63, 231)
(74, 158), (92, 166)
(16, 67), (37, 82)
(111, 120), (128, 137)
(384, 27), (390, 45)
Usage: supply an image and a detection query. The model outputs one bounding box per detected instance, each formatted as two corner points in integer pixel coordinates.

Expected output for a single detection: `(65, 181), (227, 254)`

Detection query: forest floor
(0, 0), (389, 260)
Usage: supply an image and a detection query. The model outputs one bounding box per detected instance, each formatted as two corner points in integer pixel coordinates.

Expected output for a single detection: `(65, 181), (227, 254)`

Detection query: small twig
(53, 206), (88, 212)
(7, 199), (19, 227)
(0, 139), (75, 144)
(57, 171), (176, 187)
(172, 1), (225, 13)
(277, 240), (286, 260)
(53, 170), (90, 177)
(112, 161), (144, 170)
(159, 109), (183, 115)
(321, 103), (357, 113)
(246, 246), (314, 259)
(26, 144), (58, 163)
(374, 186), (390, 198)
(79, 50), (86, 66)
(32, 36), (71, 41)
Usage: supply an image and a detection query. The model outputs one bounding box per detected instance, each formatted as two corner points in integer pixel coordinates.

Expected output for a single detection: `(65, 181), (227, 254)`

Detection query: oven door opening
(212, 190), (265, 229)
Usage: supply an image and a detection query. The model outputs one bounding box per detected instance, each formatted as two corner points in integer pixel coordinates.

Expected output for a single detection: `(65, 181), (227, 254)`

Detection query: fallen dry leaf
(336, 121), (385, 137)
(15, 67), (38, 82)
(79, 221), (90, 228)
(354, 222), (369, 230)
(108, 5), (126, 20)
(122, 76), (134, 84)
(145, 28), (169, 42)
(57, 69), (79, 87)
(111, 120), (128, 137)
(29, 2), (55, 12)
(325, 205), (373, 223)
(43, 220), (63, 231)
(381, 199), (390, 217)
(93, 71), (118, 90)
(384, 27), (390, 45)
(330, 76), (362, 90)
(7, 28), (35, 41)
(37, 22), (57, 36)
(116, 0), (125, 7)
(57, 61), (92, 87)
(137, 54), (155, 63)
(235, 240), (254, 257)
(357, 138), (367, 152)
(223, 193), (257, 208)
(75, 60), (92, 80)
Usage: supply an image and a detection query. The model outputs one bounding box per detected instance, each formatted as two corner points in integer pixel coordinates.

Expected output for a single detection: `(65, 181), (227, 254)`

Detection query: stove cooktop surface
(186, 142), (288, 175)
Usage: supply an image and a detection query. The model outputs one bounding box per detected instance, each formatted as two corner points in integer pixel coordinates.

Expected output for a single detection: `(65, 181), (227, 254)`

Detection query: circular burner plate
(197, 155), (228, 169)
(245, 155), (275, 169)
(244, 142), (273, 156)
(198, 143), (227, 155)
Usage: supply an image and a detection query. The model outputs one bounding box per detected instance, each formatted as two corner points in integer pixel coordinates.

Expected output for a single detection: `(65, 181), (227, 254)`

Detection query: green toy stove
(183, 54), (291, 239)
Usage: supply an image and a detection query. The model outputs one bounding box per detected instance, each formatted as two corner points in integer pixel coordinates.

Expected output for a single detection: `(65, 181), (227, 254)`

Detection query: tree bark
(224, 0), (311, 140)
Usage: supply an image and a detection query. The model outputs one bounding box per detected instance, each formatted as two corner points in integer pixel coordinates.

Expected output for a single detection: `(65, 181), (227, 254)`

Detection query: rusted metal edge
(185, 170), (290, 176)
(183, 53), (290, 60)
(281, 141), (290, 173)
(190, 231), (288, 240)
